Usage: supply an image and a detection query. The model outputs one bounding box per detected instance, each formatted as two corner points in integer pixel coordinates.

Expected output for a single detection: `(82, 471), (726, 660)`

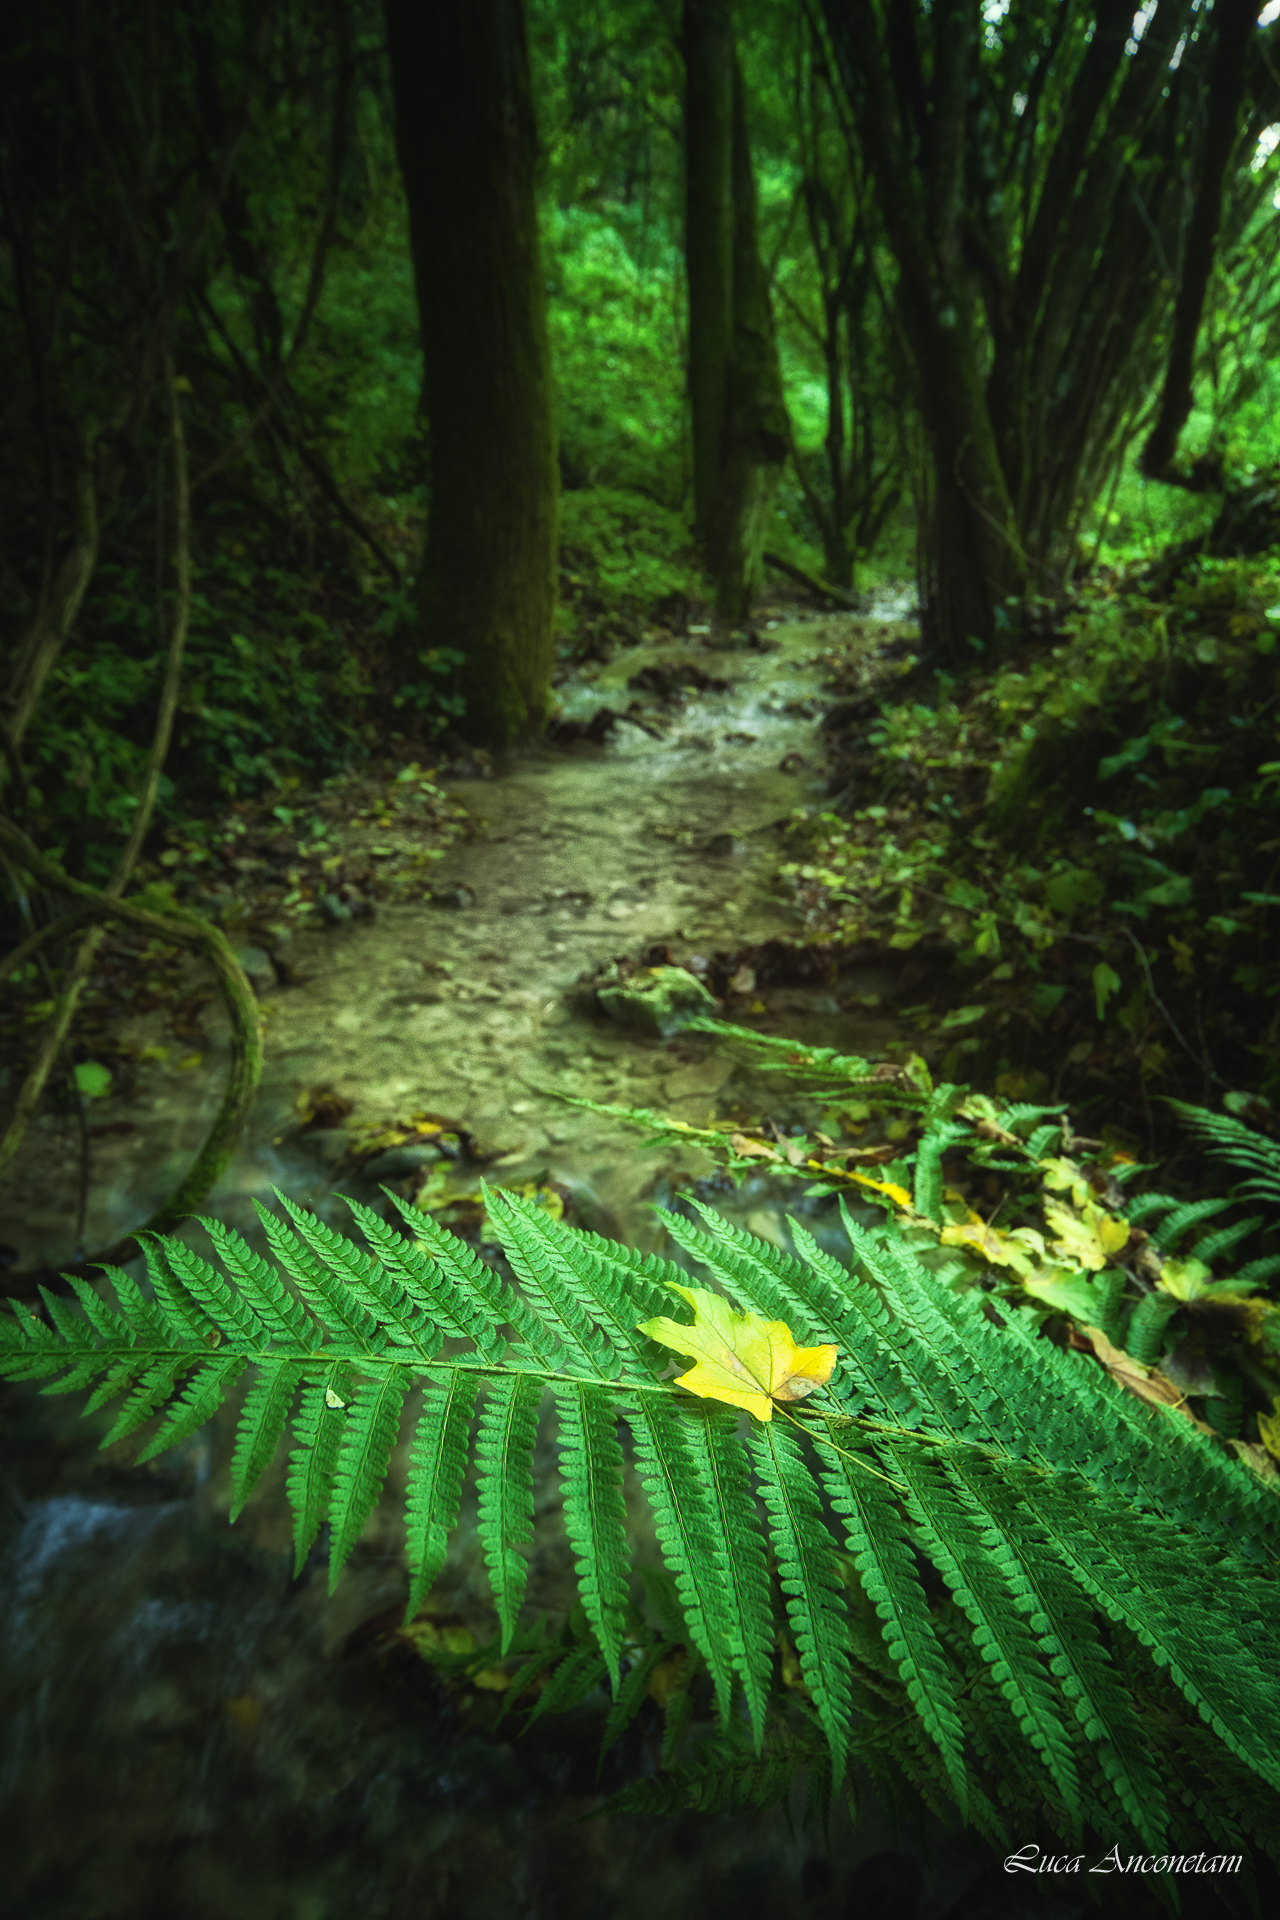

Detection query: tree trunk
(683, 0), (787, 622)
(384, 0), (558, 748)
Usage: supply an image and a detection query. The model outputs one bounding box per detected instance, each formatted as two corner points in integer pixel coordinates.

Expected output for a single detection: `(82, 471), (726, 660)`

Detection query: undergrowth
(784, 555), (1280, 1123)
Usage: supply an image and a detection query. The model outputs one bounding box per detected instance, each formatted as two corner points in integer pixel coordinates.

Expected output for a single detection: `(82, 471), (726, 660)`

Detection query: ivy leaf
(638, 1284), (837, 1424)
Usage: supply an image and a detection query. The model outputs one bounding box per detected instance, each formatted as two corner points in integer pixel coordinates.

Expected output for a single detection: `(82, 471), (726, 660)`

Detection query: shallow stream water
(0, 608), (1042, 1919)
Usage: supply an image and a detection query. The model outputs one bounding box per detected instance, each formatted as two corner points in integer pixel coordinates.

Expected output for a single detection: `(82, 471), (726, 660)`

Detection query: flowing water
(0, 607), (1020, 1918)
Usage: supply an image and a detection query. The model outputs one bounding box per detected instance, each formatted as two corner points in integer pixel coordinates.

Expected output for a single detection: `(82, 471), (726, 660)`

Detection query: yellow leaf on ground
(1044, 1196), (1129, 1271)
(730, 1132), (780, 1162)
(638, 1283), (837, 1423)
(1080, 1325), (1188, 1413)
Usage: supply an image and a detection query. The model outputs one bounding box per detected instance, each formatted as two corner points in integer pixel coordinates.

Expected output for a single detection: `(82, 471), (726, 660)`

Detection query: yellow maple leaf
(638, 1283), (837, 1423)
(1043, 1196), (1130, 1271)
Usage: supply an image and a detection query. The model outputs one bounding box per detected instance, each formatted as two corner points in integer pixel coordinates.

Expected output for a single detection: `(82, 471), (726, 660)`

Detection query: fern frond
(818, 1439), (968, 1817)
(1149, 1196), (1234, 1251)
(153, 1237), (265, 1347)
(688, 1407), (775, 1745)
(257, 1205), (383, 1353)
(475, 1371), (542, 1649)
(486, 1189), (627, 1380)
(942, 1443), (1170, 1850)
(885, 1435), (1081, 1826)
(140, 1242), (220, 1345)
(350, 1198), (505, 1363)
(327, 1370), (410, 1590)
(98, 1359), (187, 1449)
(275, 1193), (440, 1362)
(286, 1367), (348, 1577)
(751, 1422), (854, 1785)
(1027, 1464), (1280, 1794)
(390, 1195), (566, 1371)
(552, 1380), (630, 1686)
(1190, 1215), (1263, 1263)
(489, 1193), (672, 1375)
(200, 1218), (317, 1345)
(623, 1395), (738, 1721)
(135, 1355), (246, 1465)
(230, 1355), (302, 1520)
(913, 1120), (971, 1223)
(1167, 1101), (1280, 1206)
(599, 1640), (667, 1757)
(404, 1368), (478, 1617)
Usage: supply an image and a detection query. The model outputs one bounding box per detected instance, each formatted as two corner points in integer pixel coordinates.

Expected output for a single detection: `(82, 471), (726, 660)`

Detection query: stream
(0, 608), (1032, 1919)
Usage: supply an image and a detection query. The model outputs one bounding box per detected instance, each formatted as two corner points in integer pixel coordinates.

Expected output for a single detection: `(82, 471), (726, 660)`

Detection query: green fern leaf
(818, 1440), (968, 1817)
(623, 1394), (738, 1722)
(489, 1191), (670, 1378)
(913, 1120), (970, 1223)
(522, 1641), (609, 1728)
(1028, 1469), (1280, 1794)
(751, 1422), (854, 1783)
(276, 1194), (440, 1361)
(64, 1274), (132, 1343)
(1167, 1101), (1280, 1207)
(552, 1379), (630, 1687)
(389, 1195), (565, 1370)
(140, 1241), (220, 1345)
(257, 1206), (382, 1354)
(230, 1355), (302, 1520)
(1150, 1197), (1234, 1251)
(475, 1371), (542, 1649)
(135, 1355), (245, 1465)
(600, 1640), (667, 1757)
(286, 1366), (349, 1578)
(404, 1367), (479, 1617)
(200, 1218), (317, 1345)
(154, 1237), (267, 1347)
(488, 1189), (626, 1379)
(886, 1435), (1081, 1824)
(328, 1369), (410, 1589)
(98, 1359), (187, 1449)
(352, 1198), (506, 1362)
(943, 1443), (1170, 1849)
(688, 1407), (774, 1746)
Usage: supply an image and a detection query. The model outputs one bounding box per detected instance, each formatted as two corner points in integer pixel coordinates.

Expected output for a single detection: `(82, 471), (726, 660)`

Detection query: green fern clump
(3, 1183), (1279, 1868)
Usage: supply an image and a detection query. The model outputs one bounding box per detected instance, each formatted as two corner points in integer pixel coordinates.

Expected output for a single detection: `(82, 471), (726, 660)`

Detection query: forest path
(4, 605), (909, 1268)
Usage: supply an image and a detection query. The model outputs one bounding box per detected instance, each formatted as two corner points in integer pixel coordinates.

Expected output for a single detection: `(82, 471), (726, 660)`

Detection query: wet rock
(297, 1128), (350, 1169)
(430, 885), (476, 910)
(363, 1142), (442, 1178)
(597, 965), (716, 1037)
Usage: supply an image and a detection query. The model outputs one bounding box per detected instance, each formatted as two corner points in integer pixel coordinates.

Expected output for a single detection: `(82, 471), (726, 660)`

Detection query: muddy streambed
(0, 609), (1012, 1919)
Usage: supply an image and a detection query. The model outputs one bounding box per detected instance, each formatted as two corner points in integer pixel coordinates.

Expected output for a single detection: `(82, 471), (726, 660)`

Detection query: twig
(1122, 925), (1222, 1087)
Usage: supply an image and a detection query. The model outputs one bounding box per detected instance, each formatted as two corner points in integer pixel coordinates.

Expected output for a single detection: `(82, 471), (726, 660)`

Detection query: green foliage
(4, 1178), (1279, 1859)
(792, 556), (1280, 1105)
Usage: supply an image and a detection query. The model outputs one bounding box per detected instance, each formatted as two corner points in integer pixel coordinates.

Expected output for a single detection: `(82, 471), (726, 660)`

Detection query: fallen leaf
(1080, 1325), (1189, 1414)
(1044, 1196), (1129, 1271)
(639, 1283), (837, 1423)
(730, 1132), (780, 1162)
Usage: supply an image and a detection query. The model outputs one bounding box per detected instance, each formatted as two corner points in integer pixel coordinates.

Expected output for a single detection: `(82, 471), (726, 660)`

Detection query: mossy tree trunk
(385, 0), (558, 747)
(683, 0), (787, 624)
